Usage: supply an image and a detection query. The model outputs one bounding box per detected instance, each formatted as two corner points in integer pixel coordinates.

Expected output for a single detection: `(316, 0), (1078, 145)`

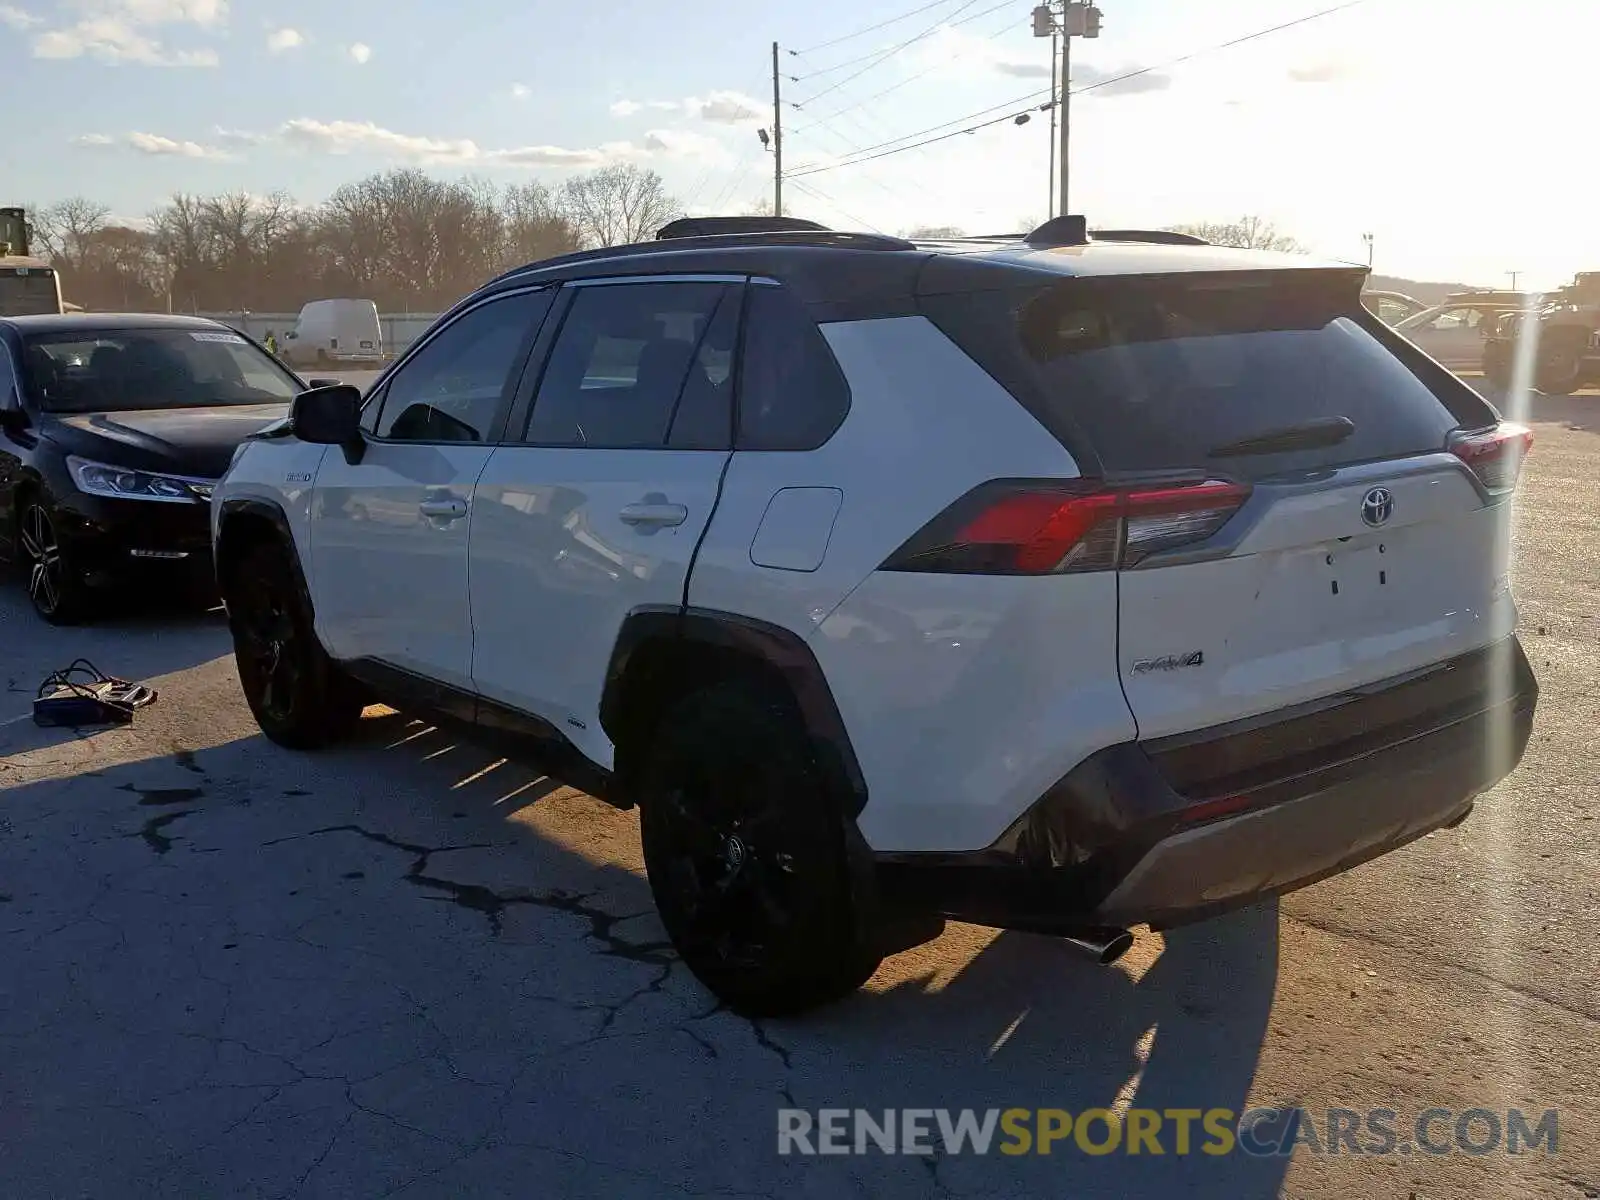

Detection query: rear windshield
(0, 270), (61, 317)
(924, 273), (1493, 479)
(21, 328), (301, 413)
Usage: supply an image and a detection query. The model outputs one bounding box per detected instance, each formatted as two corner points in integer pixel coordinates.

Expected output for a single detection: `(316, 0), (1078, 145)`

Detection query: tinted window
(20, 327), (301, 413)
(375, 289), (551, 442)
(667, 289), (741, 450)
(926, 276), (1492, 480)
(526, 281), (728, 448)
(737, 284), (851, 450)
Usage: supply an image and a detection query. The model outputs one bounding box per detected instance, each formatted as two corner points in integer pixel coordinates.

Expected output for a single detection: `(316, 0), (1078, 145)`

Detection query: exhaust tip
(1063, 928), (1135, 965)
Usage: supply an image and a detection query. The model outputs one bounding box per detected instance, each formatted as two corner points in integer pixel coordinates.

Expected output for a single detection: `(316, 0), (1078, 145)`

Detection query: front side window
(525, 281), (732, 448)
(21, 327), (302, 413)
(374, 289), (552, 443)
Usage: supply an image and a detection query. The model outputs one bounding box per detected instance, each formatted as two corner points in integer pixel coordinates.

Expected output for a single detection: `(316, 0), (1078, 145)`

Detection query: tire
(222, 538), (364, 749)
(17, 496), (91, 625)
(637, 679), (883, 1017)
(1482, 342), (1511, 389)
(1535, 354), (1581, 395)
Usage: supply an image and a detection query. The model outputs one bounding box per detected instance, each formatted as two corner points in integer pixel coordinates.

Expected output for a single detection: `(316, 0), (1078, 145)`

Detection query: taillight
(881, 479), (1251, 575)
(1449, 422), (1532, 495)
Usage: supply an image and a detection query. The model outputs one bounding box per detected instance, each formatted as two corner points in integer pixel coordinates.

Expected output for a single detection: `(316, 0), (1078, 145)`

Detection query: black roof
(1, 312), (230, 335)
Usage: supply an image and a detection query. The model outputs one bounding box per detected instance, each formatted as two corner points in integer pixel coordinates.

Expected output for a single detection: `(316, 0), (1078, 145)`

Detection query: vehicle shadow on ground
(0, 706), (1290, 1198)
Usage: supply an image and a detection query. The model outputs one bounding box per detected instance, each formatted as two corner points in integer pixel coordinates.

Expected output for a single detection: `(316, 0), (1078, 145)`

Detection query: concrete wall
(197, 311), (442, 357)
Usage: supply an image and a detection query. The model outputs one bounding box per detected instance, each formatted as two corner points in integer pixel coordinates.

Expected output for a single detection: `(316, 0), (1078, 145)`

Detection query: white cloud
(511, 82), (531, 99)
(685, 91), (763, 124)
(610, 97), (698, 118)
(72, 129), (231, 158)
(1072, 62), (1172, 96)
(0, 4), (42, 29)
(28, 0), (226, 65)
(266, 26), (302, 52)
(639, 127), (734, 166)
(348, 41), (371, 64)
(1287, 60), (1359, 84)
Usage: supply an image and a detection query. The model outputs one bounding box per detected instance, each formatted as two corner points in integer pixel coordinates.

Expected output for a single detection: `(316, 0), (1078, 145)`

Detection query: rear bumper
(877, 636), (1538, 933)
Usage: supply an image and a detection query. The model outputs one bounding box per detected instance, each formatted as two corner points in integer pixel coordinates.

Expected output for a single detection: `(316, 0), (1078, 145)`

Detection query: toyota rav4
(212, 215), (1539, 1016)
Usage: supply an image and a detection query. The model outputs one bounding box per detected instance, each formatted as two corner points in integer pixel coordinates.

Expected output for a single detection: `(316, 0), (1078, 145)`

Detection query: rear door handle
(618, 502), (688, 528)
(419, 497), (468, 519)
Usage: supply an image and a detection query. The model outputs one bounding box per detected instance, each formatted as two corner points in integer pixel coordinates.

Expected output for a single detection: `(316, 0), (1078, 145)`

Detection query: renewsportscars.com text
(777, 1107), (1558, 1158)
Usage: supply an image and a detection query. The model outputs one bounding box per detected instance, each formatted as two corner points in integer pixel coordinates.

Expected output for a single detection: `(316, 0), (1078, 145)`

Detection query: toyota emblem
(1361, 486), (1395, 528)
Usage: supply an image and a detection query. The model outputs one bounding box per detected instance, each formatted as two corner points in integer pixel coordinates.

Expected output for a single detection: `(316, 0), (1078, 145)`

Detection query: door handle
(618, 501), (688, 528)
(419, 497), (468, 519)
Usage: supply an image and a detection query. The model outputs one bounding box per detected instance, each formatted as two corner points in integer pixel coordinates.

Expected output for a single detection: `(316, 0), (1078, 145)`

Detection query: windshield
(21, 327), (302, 413)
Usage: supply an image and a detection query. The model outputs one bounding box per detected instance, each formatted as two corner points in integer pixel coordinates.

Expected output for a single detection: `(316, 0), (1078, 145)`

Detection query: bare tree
(29, 198), (111, 263)
(502, 180), (581, 267)
(561, 165), (681, 248)
(1168, 215), (1304, 252)
(906, 224), (966, 239)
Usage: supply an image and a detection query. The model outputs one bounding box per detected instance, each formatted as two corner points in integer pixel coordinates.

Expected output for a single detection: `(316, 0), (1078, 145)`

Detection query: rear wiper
(1206, 415), (1355, 458)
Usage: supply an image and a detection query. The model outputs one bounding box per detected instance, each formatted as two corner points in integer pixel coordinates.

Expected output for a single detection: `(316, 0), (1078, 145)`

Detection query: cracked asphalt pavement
(1, 386), (1598, 1198)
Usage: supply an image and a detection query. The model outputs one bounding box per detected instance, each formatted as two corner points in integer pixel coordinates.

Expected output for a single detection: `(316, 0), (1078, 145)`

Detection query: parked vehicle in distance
(281, 298), (383, 368)
(0, 314), (337, 622)
(213, 215), (1539, 1016)
(1483, 272), (1600, 394)
(1395, 293), (1528, 369)
(1361, 289), (1425, 325)
(0, 207), (65, 317)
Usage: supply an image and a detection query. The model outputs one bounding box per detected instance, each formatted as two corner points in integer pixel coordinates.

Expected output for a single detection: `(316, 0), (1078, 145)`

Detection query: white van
(282, 299), (383, 367)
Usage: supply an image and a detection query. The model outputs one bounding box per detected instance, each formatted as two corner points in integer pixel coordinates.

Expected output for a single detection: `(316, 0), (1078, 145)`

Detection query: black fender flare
(601, 606), (868, 816)
(215, 497), (316, 619)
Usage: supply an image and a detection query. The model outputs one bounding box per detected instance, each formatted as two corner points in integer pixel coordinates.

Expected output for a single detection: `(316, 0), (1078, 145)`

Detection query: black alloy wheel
(18, 500), (86, 624)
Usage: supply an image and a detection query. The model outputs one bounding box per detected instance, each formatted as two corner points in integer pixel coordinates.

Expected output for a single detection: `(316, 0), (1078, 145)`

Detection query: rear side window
(737, 283), (850, 451)
(925, 274), (1495, 480)
(526, 281), (731, 448)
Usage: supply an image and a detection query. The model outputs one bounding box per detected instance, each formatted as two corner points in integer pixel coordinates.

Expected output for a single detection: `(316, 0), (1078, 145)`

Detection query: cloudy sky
(3, 0), (1597, 288)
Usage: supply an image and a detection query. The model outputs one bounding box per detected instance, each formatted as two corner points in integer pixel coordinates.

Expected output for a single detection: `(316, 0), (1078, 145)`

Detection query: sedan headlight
(66, 456), (214, 504)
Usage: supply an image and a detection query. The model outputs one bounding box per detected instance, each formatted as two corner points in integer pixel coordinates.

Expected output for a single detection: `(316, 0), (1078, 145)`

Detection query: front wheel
(18, 498), (90, 625)
(223, 539), (364, 749)
(638, 679), (883, 1017)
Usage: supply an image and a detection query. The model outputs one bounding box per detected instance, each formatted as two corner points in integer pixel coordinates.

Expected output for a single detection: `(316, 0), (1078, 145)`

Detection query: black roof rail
(488, 229), (917, 286)
(1090, 228), (1210, 246)
(657, 215), (829, 239)
(1023, 215), (1089, 247)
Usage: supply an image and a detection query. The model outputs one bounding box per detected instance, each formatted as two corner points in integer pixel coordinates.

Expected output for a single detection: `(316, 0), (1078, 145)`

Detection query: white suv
(213, 216), (1540, 1016)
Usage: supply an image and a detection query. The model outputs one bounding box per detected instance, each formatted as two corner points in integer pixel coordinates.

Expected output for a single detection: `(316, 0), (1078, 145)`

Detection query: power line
(793, 0), (984, 108)
(786, 85), (1053, 176)
(789, 0), (965, 56)
(786, 0), (1366, 179)
(795, 5), (1023, 133)
(790, 0), (1015, 81)
(786, 179), (890, 234)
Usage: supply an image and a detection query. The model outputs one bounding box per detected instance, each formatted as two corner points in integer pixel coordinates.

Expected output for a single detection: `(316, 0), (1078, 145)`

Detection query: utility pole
(1362, 232), (1374, 268)
(771, 41), (783, 217)
(1508, 271), (1521, 290)
(1035, 3), (1100, 216)
(1047, 29), (1058, 218)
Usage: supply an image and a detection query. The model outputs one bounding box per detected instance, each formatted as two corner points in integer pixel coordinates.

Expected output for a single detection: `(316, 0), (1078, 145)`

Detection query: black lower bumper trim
(876, 636), (1538, 932)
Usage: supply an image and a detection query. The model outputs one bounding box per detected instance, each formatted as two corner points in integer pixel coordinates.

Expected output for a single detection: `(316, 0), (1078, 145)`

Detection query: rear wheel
(637, 679), (883, 1017)
(223, 538), (364, 749)
(18, 497), (91, 625)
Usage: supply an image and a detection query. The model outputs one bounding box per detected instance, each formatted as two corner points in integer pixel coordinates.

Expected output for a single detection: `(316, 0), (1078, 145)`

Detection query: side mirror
(289, 384), (365, 463)
(0, 403), (27, 434)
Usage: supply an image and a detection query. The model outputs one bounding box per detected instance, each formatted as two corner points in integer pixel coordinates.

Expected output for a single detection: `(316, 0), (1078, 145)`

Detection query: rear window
(925, 273), (1493, 479)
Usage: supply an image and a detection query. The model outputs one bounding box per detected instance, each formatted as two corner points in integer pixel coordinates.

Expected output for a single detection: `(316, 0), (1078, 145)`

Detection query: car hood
(44, 404), (291, 479)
